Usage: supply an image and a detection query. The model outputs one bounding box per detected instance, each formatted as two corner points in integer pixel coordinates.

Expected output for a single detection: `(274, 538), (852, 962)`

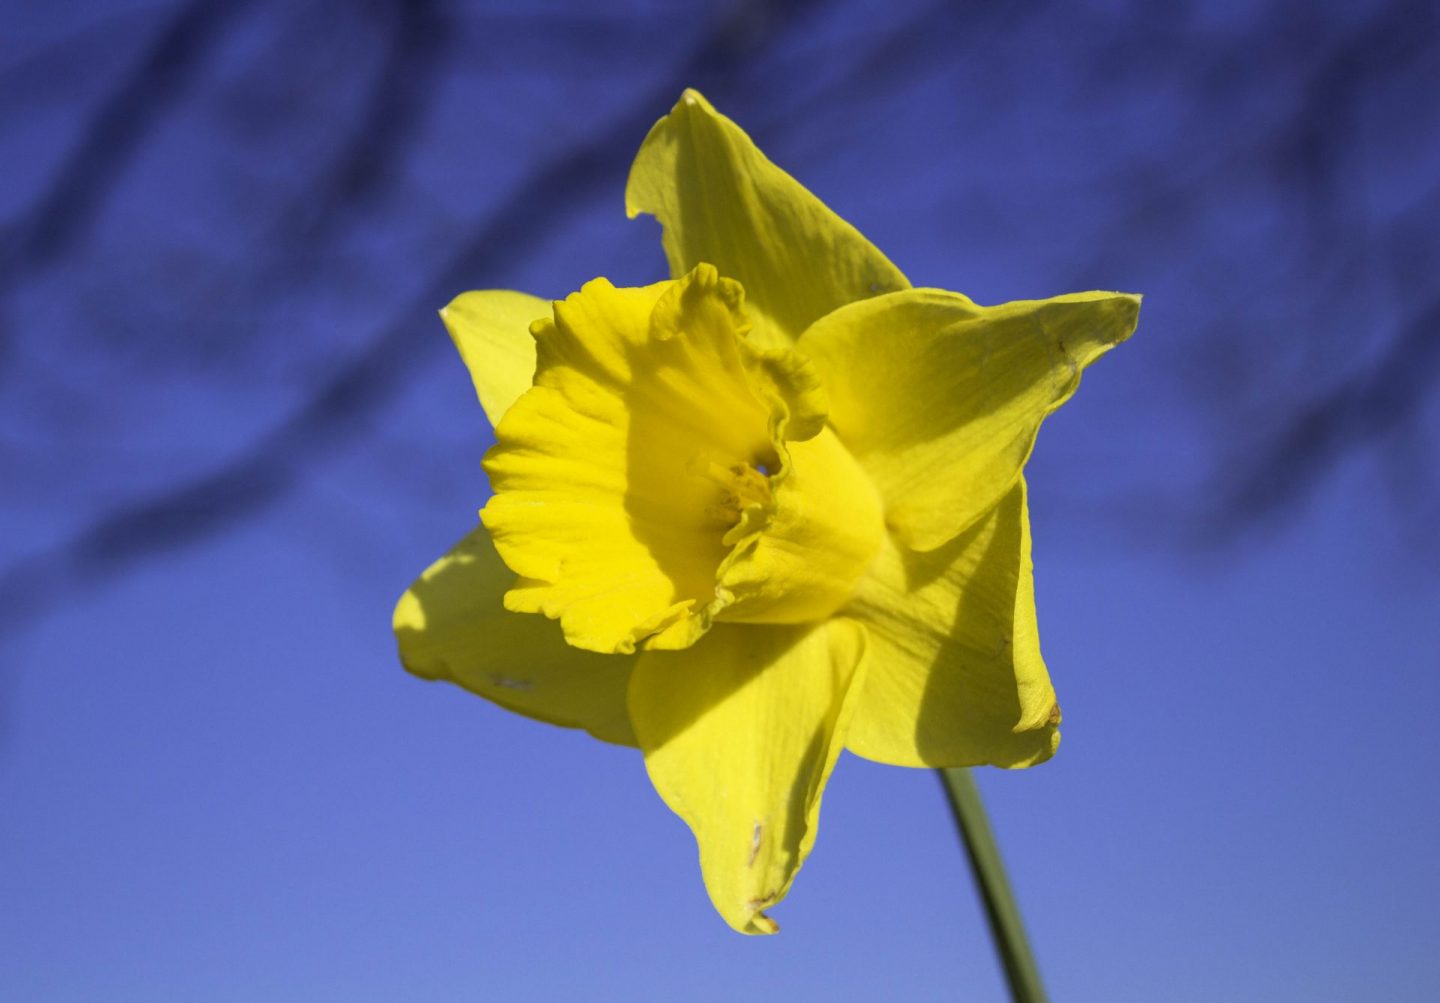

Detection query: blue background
(3, 1), (1438, 999)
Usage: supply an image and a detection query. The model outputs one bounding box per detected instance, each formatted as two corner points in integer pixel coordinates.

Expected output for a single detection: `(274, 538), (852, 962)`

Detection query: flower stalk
(939, 768), (1048, 1003)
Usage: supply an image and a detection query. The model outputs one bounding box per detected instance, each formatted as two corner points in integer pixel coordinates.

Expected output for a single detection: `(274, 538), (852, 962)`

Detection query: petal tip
(392, 587), (420, 632)
(1111, 292), (1143, 343)
(745, 912), (780, 935)
(677, 87), (713, 113)
(436, 292), (466, 319)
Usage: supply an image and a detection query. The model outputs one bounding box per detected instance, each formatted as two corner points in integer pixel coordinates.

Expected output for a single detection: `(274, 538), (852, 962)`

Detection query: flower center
(480, 263), (883, 654)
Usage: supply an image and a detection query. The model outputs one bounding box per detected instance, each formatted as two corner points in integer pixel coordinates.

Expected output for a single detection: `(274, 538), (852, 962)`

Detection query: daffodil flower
(394, 90), (1141, 934)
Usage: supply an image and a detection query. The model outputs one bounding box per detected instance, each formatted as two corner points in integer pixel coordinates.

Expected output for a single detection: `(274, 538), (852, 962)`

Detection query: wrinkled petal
(797, 288), (1142, 551)
(628, 618), (867, 934)
(440, 290), (551, 429)
(843, 481), (1058, 768)
(482, 264), (862, 655)
(482, 270), (756, 653)
(394, 528), (637, 746)
(626, 89), (909, 349)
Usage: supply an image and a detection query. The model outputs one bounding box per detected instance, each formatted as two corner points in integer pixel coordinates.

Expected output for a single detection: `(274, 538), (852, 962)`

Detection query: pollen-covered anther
(700, 458), (774, 525)
(726, 463), (773, 508)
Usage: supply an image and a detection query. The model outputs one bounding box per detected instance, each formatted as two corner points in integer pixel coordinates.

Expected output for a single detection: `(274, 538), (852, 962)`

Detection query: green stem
(939, 768), (1048, 1003)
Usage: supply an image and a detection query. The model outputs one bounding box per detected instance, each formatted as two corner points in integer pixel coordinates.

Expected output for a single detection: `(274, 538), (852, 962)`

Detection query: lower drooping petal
(480, 263), (882, 655)
(627, 618), (867, 934)
(394, 528), (637, 746)
(843, 481), (1059, 769)
(797, 287), (1141, 552)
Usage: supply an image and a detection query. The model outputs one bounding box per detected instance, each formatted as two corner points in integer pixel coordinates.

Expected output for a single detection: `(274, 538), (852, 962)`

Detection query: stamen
(698, 458), (773, 526)
(727, 463), (772, 508)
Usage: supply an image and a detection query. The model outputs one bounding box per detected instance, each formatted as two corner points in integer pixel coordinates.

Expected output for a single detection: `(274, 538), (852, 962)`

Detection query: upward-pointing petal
(626, 89), (909, 349)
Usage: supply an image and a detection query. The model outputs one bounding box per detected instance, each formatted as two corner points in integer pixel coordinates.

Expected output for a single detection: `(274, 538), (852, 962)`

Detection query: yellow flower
(393, 90), (1141, 934)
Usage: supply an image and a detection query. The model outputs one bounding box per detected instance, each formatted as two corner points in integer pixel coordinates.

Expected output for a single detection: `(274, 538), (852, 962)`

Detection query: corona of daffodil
(394, 90), (1141, 934)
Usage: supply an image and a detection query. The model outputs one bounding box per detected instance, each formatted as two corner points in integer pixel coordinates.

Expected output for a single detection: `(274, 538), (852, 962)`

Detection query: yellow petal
(393, 528), (637, 746)
(628, 619), (867, 934)
(843, 480), (1059, 768)
(440, 290), (551, 429)
(625, 89), (909, 349)
(797, 288), (1142, 551)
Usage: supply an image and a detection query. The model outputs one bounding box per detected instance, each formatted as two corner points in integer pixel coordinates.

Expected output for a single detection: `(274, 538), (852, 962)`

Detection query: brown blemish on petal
(749, 913), (779, 934)
(746, 891), (779, 934)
